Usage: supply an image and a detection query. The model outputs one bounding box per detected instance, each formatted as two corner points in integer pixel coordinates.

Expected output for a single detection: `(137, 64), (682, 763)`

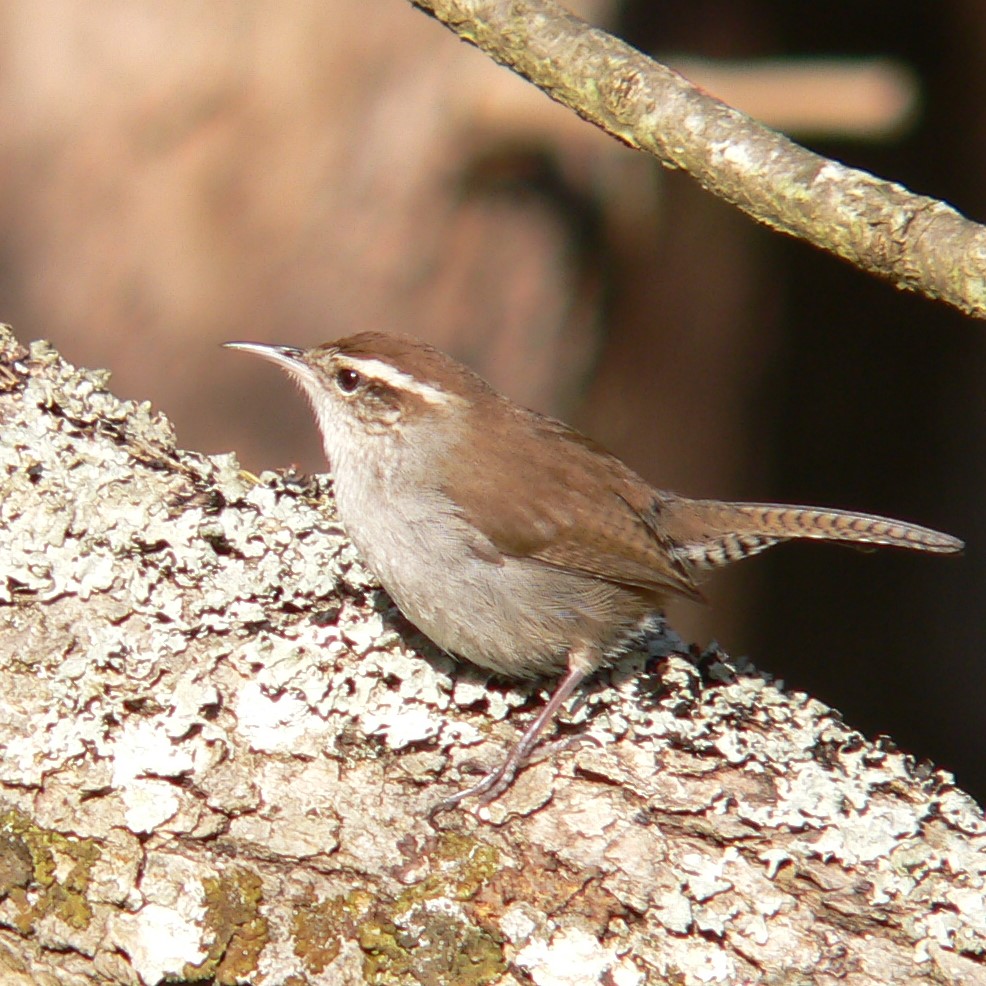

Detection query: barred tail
(667, 498), (964, 570)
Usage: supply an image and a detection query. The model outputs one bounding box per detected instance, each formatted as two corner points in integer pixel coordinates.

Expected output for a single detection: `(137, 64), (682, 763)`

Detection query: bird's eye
(335, 368), (361, 393)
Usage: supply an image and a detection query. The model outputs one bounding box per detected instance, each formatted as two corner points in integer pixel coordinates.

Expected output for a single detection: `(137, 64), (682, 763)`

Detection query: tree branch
(412, 0), (986, 319)
(0, 327), (984, 984)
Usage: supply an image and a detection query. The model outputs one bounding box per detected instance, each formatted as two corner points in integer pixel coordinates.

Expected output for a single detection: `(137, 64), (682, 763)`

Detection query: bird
(225, 332), (963, 808)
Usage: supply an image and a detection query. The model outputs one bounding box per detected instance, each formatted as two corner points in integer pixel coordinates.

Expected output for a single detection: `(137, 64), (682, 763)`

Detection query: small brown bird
(226, 333), (963, 808)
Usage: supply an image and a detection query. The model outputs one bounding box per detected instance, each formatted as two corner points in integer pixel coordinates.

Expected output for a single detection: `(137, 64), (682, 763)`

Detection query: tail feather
(668, 499), (964, 571)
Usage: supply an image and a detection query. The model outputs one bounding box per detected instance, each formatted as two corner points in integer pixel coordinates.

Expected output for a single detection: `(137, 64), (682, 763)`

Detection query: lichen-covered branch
(411, 0), (986, 319)
(0, 324), (983, 985)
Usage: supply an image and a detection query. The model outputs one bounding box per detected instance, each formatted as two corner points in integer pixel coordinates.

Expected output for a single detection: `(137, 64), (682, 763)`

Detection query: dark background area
(0, 1), (981, 800)
(619, 0), (984, 798)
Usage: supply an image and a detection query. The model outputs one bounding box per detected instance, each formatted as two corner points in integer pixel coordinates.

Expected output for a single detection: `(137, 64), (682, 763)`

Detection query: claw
(430, 663), (592, 815)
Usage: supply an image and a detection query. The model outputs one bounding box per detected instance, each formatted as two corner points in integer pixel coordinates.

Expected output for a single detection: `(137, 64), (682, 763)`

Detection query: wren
(226, 333), (963, 808)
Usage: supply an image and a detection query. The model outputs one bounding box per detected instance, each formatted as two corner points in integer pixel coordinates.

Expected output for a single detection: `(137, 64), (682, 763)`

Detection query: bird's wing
(443, 405), (703, 602)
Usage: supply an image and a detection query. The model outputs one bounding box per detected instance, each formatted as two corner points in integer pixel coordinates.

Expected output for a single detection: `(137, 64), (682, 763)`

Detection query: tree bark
(0, 327), (984, 985)
(411, 0), (986, 321)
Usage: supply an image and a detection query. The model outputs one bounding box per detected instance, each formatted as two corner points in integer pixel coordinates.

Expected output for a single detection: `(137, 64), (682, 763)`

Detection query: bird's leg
(434, 657), (591, 812)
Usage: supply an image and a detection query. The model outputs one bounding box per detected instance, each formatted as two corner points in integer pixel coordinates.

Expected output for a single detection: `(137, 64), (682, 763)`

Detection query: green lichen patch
(285, 832), (510, 986)
(0, 806), (100, 932)
(292, 887), (374, 975)
(0, 825), (33, 896)
(183, 867), (268, 984)
(358, 907), (505, 986)
(395, 831), (500, 910)
(350, 835), (507, 986)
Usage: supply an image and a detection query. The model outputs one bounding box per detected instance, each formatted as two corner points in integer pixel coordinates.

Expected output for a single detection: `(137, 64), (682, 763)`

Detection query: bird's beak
(222, 341), (306, 371)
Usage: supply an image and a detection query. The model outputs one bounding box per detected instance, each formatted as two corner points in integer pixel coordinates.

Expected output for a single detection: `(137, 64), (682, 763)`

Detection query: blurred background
(0, 1), (982, 801)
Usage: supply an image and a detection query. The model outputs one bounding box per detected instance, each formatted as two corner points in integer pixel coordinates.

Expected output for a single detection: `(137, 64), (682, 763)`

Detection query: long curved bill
(222, 341), (306, 371)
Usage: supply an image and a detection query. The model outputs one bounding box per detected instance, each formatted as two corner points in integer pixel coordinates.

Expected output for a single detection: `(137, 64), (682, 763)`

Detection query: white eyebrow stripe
(338, 356), (458, 406)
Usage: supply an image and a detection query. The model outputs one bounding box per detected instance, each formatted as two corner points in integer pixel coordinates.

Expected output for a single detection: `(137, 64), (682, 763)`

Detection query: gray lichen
(0, 325), (983, 985)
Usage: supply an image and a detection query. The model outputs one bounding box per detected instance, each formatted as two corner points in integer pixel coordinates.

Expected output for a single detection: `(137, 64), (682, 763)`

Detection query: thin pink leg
(434, 662), (589, 812)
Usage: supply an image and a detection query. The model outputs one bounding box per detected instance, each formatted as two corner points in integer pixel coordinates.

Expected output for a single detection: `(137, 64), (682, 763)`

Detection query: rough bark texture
(411, 0), (986, 320)
(0, 324), (984, 985)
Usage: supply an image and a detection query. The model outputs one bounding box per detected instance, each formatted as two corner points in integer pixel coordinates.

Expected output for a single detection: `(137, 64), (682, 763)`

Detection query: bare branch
(412, 0), (986, 319)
